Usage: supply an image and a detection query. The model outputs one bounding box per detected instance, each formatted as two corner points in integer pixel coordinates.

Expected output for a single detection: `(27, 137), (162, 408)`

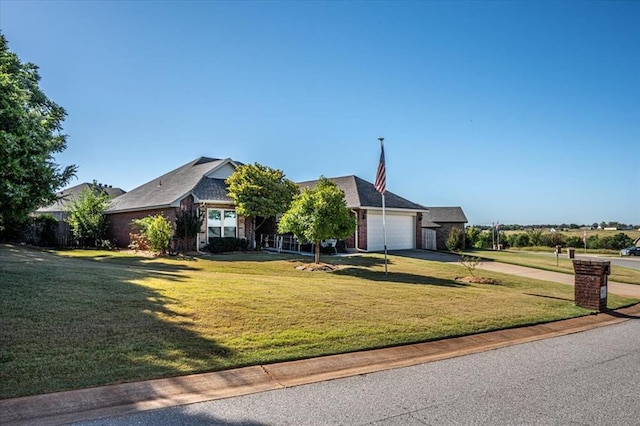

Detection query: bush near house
(130, 215), (173, 254)
(205, 237), (249, 253)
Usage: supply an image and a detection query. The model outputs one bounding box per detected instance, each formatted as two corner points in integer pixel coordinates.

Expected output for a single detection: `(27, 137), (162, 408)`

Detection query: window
(207, 209), (237, 240)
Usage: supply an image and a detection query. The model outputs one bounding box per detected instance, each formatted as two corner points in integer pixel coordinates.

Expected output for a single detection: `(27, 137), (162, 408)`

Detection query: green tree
(65, 184), (111, 247)
(226, 163), (298, 248)
(278, 177), (356, 264)
(132, 215), (173, 254)
(465, 226), (481, 249)
(526, 228), (544, 246)
(0, 33), (76, 234)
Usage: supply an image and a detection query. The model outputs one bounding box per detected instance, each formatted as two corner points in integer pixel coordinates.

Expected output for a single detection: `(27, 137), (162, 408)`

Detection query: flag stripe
(375, 143), (386, 194)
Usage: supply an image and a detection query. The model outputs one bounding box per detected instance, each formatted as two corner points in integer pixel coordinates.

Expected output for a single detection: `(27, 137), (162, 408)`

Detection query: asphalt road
(575, 254), (640, 271)
(75, 318), (640, 426)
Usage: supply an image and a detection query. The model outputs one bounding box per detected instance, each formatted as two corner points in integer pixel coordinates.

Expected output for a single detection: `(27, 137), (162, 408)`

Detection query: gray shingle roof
(192, 177), (233, 202)
(36, 182), (125, 213)
(423, 207), (468, 223)
(107, 157), (236, 213)
(297, 175), (426, 211)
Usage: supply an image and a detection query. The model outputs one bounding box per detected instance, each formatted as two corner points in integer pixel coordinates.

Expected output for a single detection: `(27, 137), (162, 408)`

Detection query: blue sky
(2, 1), (638, 226)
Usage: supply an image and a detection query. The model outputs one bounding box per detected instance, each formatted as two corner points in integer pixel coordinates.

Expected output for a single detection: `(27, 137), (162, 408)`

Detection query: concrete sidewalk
(2, 255), (639, 426)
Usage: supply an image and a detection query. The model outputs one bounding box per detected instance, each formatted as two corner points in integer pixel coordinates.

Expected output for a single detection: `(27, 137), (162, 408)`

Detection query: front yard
(0, 244), (636, 399)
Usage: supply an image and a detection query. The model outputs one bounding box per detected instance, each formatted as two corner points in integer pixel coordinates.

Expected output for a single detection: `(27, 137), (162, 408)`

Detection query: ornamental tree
(226, 163), (298, 248)
(0, 33), (76, 234)
(278, 177), (356, 264)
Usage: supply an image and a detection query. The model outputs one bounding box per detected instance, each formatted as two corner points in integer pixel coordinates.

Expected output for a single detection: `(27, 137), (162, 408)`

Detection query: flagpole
(376, 137), (388, 275)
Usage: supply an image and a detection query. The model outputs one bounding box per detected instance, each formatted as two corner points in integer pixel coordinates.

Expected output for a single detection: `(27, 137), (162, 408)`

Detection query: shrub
(565, 236), (582, 248)
(128, 232), (149, 251)
(131, 215), (173, 254)
(446, 227), (465, 251)
(205, 237), (249, 253)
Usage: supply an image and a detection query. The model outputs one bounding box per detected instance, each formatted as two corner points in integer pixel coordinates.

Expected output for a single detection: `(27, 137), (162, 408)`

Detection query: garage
(367, 211), (415, 251)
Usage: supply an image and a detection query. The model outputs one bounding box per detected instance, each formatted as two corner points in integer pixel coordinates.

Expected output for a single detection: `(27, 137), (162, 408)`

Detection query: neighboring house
(106, 157), (248, 249)
(421, 207), (468, 250)
(297, 176), (427, 252)
(33, 182), (125, 245)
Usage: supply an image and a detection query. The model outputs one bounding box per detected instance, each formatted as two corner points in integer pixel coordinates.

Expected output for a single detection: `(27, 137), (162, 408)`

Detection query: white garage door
(367, 212), (415, 251)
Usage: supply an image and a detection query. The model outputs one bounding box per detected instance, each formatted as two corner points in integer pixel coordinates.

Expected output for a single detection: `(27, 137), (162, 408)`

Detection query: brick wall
(573, 260), (610, 311)
(107, 208), (177, 248)
(357, 209), (367, 251)
(434, 222), (465, 250)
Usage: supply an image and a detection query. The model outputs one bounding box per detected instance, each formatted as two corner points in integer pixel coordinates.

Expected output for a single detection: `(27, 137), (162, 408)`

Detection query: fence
(260, 234), (302, 253)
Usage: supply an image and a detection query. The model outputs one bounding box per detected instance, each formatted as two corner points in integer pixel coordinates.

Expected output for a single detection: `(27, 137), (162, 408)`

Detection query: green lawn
(463, 249), (640, 285)
(1, 244), (636, 399)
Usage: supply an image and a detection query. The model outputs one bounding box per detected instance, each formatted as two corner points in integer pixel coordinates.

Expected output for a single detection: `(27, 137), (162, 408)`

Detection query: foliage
(278, 177), (356, 264)
(23, 214), (59, 246)
(226, 163), (298, 247)
(526, 228), (544, 246)
(128, 232), (149, 252)
(65, 185), (111, 247)
(473, 230), (493, 249)
(497, 230), (634, 251)
(205, 237), (249, 253)
(446, 227), (465, 251)
(131, 214), (173, 253)
(175, 207), (204, 253)
(465, 226), (481, 249)
(0, 33), (76, 234)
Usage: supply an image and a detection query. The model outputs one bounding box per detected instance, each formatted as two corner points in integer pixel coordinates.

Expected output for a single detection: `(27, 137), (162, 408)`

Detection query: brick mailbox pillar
(572, 260), (610, 311)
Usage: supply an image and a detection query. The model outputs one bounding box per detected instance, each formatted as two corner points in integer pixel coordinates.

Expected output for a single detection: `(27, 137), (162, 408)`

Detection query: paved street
(76, 318), (640, 426)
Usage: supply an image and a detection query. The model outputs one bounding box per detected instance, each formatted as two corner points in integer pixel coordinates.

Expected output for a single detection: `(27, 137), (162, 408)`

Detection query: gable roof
(297, 175), (426, 211)
(107, 157), (239, 213)
(423, 207), (468, 223)
(36, 182), (125, 214)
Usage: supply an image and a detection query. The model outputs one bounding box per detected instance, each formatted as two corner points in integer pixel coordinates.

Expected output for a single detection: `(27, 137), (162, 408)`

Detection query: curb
(2, 303), (639, 426)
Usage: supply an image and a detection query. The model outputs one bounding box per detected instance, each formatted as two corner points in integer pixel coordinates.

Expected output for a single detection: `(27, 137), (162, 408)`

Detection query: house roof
(423, 207), (468, 223)
(107, 157), (238, 213)
(36, 182), (125, 213)
(297, 175), (426, 211)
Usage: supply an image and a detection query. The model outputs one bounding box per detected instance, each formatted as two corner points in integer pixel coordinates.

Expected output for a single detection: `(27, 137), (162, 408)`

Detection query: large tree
(278, 177), (356, 264)
(0, 33), (76, 234)
(226, 162), (298, 248)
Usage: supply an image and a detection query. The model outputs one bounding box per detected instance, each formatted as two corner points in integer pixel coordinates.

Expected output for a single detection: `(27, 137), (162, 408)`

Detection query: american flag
(374, 141), (386, 194)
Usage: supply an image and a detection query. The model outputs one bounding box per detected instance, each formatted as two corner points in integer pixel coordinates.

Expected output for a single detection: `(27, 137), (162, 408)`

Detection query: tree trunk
(251, 216), (256, 250)
(314, 240), (320, 264)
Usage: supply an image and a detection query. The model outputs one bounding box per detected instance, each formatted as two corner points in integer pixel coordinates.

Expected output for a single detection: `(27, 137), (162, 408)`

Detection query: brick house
(34, 182), (125, 246)
(421, 207), (468, 250)
(298, 176), (427, 252)
(106, 157), (251, 249)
